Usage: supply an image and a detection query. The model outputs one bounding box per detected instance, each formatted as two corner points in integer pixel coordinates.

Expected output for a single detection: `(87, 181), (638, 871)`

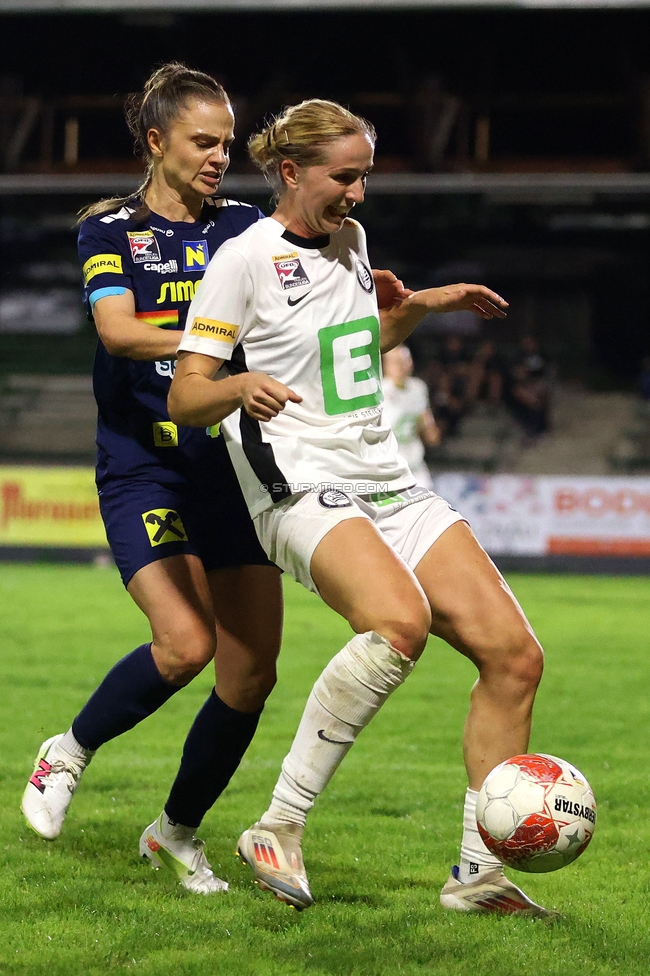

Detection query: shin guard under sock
(264, 631), (414, 827)
(164, 690), (262, 829)
(72, 644), (179, 752)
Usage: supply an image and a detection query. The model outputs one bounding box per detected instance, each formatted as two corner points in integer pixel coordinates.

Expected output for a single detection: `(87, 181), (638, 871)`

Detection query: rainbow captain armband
(136, 310), (180, 328)
(89, 286), (127, 308)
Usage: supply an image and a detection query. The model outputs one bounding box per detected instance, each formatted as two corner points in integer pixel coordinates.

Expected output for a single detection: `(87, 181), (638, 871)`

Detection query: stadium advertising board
(2, 466), (650, 556)
(0, 466), (106, 548)
(433, 474), (650, 557)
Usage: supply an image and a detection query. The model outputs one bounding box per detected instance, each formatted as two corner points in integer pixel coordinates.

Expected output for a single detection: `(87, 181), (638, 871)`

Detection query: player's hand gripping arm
(372, 268), (413, 311)
(168, 351), (302, 427)
(93, 291), (180, 360)
(379, 283), (509, 353)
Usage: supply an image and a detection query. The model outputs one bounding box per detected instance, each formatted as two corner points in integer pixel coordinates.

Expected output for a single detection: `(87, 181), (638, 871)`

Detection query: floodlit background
(2, 0), (650, 567)
(3, 9), (650, 975)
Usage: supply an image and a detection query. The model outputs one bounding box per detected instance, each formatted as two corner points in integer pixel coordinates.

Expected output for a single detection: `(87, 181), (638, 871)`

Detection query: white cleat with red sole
(440, 865), (560, 920)
(236, 821), (313, 910)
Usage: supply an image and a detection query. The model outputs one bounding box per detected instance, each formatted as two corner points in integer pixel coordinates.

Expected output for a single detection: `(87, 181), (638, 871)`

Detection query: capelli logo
(144, 260), (178, 274)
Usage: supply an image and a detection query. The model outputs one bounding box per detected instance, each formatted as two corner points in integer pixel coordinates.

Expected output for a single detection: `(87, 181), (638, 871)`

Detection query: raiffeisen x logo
(141, 509), (189, 546)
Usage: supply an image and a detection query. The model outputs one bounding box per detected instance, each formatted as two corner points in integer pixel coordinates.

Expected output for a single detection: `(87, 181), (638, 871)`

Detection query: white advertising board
(432, 474), (650, 557)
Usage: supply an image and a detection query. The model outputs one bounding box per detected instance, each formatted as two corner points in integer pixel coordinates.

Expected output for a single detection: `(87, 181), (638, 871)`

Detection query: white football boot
(440, 865), (560, 919)
(21, 734), (91, 840)
(139, 814), (228, 895)
(236, 821), (313, 910)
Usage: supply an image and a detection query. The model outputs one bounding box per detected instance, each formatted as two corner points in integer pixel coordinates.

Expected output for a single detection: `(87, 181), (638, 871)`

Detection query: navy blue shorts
(98, 449), (271, 587)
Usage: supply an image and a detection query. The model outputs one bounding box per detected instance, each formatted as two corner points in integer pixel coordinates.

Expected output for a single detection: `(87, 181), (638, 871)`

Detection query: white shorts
(407, 461), (433, 490)
(254, 486), (466, 594)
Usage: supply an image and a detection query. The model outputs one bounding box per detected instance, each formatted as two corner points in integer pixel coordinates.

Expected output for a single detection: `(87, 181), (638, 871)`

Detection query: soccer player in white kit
(382, 344), (440, 489)
(168, 99), (555, 918)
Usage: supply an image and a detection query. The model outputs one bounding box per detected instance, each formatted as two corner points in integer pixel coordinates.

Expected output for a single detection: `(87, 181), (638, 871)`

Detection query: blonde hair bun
(248, 99), (375, 197)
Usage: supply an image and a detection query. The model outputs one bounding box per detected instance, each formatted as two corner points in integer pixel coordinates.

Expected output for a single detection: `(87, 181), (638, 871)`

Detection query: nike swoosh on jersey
(287, 292), (311, 306)
(317, 729), (352, 745)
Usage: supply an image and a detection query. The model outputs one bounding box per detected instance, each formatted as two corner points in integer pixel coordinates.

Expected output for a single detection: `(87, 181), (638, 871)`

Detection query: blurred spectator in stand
(423, 335), (473, 438)
(467, 339), (505, 408)
(505, 335), (552, 442)
(382, 344), (440, 488)
(639, 356), (650, 403)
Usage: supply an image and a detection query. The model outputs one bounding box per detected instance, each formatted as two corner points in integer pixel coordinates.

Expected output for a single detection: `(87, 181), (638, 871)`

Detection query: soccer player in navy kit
(20, 64), (285, 894)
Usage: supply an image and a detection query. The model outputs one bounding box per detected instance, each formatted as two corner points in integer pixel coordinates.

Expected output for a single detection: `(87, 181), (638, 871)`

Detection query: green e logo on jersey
(318, 316), (383, 416)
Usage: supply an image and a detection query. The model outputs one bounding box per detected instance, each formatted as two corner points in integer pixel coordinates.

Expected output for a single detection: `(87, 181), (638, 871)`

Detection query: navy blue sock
(164, 690), (262, 829)
(72, 644), (179, 752)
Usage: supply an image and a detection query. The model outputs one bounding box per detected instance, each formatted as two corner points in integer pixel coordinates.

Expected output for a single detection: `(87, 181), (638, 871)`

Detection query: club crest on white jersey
(318, 490), (353, 509)
(356, 259), (374, 293)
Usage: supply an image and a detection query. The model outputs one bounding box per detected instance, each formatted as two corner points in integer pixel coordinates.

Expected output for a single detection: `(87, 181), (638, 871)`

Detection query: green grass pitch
(1, 563), (649, 976)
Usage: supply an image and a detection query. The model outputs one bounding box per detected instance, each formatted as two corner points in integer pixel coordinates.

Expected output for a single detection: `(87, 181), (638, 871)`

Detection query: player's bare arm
(380, 283), (509, 353)
(93, 291), (180, 361)
(418, 408), (441, 448)
(169, 350), (302, 426)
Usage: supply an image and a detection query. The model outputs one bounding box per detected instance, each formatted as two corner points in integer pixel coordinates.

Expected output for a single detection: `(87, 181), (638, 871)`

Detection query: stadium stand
(508, 386), (636, 476)
(610, 401), (650, 473)
(0, 374), (96, 462)
(424, 386), (637, 476)
(0, 369), (638, 477)
(1, 8), (650, 479)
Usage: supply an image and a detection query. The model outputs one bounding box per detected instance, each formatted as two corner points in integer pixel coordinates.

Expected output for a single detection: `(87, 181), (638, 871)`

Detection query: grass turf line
(1, 564), (649, 975)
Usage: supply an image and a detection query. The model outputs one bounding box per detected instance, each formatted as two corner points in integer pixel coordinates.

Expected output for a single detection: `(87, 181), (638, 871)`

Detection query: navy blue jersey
(78, 197), (262, 487)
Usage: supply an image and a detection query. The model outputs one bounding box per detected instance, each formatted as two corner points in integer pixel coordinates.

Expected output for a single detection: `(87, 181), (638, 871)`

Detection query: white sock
(263, 631), (414, 827)
(458, 787), (502, 882)
(59, 728), (93, 763)
(159, 811), (194, 839)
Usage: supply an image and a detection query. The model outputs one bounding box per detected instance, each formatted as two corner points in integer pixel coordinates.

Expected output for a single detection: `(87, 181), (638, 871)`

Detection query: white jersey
(382, 376), (430, 472)
(179, 216), (414, 517)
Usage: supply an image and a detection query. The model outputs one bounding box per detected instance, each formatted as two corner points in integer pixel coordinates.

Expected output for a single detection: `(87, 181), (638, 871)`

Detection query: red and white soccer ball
(476, 754), (596, 874)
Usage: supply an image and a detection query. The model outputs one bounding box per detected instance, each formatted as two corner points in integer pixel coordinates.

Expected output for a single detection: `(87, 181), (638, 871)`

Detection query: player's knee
(153, 624), (216, 684)
(243, 669), (277, 710)
(375, 608), (431, 661)
(345, 586), (430, 661)
(219, 664), (277, 712)
(510, 634), (544, 690)
(481, 629), (544, 692)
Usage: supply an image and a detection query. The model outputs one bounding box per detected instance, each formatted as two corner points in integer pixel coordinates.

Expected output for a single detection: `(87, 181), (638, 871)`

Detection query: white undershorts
(254, 486), (466, 594)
